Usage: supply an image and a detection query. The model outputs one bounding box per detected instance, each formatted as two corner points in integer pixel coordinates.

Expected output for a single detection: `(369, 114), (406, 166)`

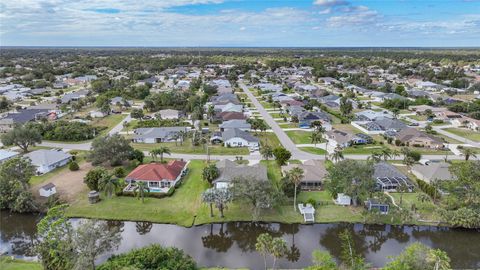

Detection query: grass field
(278, 122), (298, 128)
(299, 147), (327, 155)
(0, 257), (42, 270)
(92, 114), (126, 136)
(256, 132), (281, 147)
(132, 140), (249, 155)
(444, 128), (480, 142)
(285, 130), (317, 144)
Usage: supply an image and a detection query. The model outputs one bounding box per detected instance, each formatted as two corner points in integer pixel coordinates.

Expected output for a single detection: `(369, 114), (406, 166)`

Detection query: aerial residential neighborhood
(1, 0), (480, 269)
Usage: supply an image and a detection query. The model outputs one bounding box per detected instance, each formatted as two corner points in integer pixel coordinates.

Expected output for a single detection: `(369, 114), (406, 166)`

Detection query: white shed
(335, 193), (351, 206)
(39, 183), (56, 197)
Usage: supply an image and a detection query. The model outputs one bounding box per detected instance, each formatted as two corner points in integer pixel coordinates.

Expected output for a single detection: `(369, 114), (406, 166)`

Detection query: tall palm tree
(460, 148), (477, 161)
(310, 131), (322, 147)
(368, 151), (382, 163)
(380, 147), (392, 161)
(287, 167), (304, 212)
(178, 130), (187, 146)
(134, 181), (150, 203)
(100, 174), (119, 198)
(330, 148), (344, 163)
(151, 147), (171, 163)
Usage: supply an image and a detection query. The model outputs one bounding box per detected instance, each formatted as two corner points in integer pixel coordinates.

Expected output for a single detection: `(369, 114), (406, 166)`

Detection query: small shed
(365, 199), (389, 214)
(39, 183), (56, 197)
(335, 193), (351, 206)
(298, 203), (315, 223)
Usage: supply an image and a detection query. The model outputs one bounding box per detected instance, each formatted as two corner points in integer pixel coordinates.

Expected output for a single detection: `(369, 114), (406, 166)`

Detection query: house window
(161, 181), (171, 188)
(149, 181), (159, 188)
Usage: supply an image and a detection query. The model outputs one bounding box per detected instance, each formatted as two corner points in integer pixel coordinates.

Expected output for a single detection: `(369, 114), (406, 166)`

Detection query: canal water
(1, 211), (479, 269)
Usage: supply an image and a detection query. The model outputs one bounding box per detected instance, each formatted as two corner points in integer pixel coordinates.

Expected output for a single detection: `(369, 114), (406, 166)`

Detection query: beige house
(395, 128), (444, 149)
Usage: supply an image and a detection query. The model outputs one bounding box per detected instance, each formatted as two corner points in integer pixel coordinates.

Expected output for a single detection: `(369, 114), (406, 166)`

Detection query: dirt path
(31, 162), (93, 203)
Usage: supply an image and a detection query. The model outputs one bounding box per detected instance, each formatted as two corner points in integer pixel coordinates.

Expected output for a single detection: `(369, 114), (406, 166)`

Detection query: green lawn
(299, 147), (327, 155)
(0, 257), (42, 270)
(278, 122), (298, 128)
(260, 101), (273, 109)
(435, 133), (463, 144)
(269, 112), (286, 118)
(132, 141), (249, 155)
(285, 130), (316, 144)
(67, 160), (210, 227)
(256, 132), (281, 147)
(342, 145), (384, 154)
(408, 114), (428, 121)
(444, 128), (480, 142)
(390, 192), (440, 221)
(92, 114), (127, 136)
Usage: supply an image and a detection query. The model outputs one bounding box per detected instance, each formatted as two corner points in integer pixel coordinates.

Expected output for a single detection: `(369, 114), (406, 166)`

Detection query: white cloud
(326, 6), (380, 27)
(318, 8), (331, 15)
(313, 0), (348, 7)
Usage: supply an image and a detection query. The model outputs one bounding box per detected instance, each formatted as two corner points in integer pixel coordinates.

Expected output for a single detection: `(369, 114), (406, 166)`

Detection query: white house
(39, 183), (57, 197)
(24, 149), (72, 175)
(157, 109), (180, 120)
(222, 128), (259, 149)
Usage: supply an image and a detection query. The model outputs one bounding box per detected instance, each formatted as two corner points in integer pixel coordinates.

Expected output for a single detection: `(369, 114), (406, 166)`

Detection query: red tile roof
(126, 160), (187, 182)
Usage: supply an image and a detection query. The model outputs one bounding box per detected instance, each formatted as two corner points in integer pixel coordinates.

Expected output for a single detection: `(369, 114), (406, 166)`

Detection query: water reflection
(1, 211), (479, 269)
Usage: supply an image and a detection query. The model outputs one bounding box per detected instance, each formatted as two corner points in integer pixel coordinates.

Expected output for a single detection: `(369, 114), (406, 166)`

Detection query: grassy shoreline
(66, 160), (443, 228)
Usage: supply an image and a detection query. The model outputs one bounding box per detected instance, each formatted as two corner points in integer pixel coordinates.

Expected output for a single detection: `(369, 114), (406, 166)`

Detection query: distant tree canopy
(27, 121), (105, 141)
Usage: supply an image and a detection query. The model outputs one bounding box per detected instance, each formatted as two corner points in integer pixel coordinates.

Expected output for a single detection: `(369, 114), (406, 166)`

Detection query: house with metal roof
(24, 149), (72, 175)
(0, 149), (19, 163)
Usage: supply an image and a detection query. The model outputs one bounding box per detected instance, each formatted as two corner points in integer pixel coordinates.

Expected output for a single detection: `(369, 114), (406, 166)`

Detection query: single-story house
(0, 109), (49, 132)
(411, 162), (454, 183)
(373, 162), (414, 192)
(217, 111), (246, 121)
(39, 183), (57, 198)
(0, 149), (19, 163)
(326, 129), (354, 148)
(60, 89), (89, 104)
(355, 110), (393, 122)
(395, 128), (444, 149)
(361, 118), (407, 132)
(124, 160), (188, 193)
(24, 149), (72, 175)
(295, 111), (331, 128)
(281, 160), (327, 190)
(365, 199), (389, 214)
(213, 159), (268, 189)
(132, 127), (190, 143)
(222, 128), (259, 148)
(219, 119), (251, 131)
(110, 97), (133, 107)
(157, 109), (181, 120)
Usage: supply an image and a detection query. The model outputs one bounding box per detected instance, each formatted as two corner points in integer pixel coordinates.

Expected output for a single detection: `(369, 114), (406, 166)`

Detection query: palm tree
(123, 121), (130, 135)
(330, 147), (344, 163)
(391, 149), (401, 160)
(202, 188), (216, 217)
(134, 182), (150, 203)
(460, 148), (477, 161)
(149, 149), (159, 161)
(310, 131), (323, 147)
(287, 167), (304, 212)
(380, 147), (392, 161)
(178, 130), (187, 146)
(151, 147), (171, 163)
(100, 174), (119, 198)
(368, 151), (382, 163)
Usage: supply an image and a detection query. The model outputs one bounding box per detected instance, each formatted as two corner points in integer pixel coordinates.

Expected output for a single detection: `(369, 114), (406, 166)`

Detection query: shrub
(69, 161), (79, 171)
(306, 198), (317, 207)
(113, 167), (126, 178)
(84, 167), (108, 191)
(97, 244), (197, 270)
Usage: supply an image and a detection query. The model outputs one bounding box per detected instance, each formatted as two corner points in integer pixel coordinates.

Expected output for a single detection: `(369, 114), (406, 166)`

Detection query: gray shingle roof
(373, 162), (407, 179)
(222, 128), (259, 143)
(134, 127), (189, 140)
(214, 159), (268, 183)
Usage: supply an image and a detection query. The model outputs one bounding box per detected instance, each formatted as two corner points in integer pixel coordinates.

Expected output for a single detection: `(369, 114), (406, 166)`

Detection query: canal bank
(1, 211), (479, 269)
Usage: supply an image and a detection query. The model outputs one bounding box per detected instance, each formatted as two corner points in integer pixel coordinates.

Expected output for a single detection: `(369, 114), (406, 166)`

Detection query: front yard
(444, 128), (480, 142)
(299, 147), (327, 155)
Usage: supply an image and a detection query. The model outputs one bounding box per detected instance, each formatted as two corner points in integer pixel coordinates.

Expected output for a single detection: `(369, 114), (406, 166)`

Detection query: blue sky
(1, 0), (479, 47)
